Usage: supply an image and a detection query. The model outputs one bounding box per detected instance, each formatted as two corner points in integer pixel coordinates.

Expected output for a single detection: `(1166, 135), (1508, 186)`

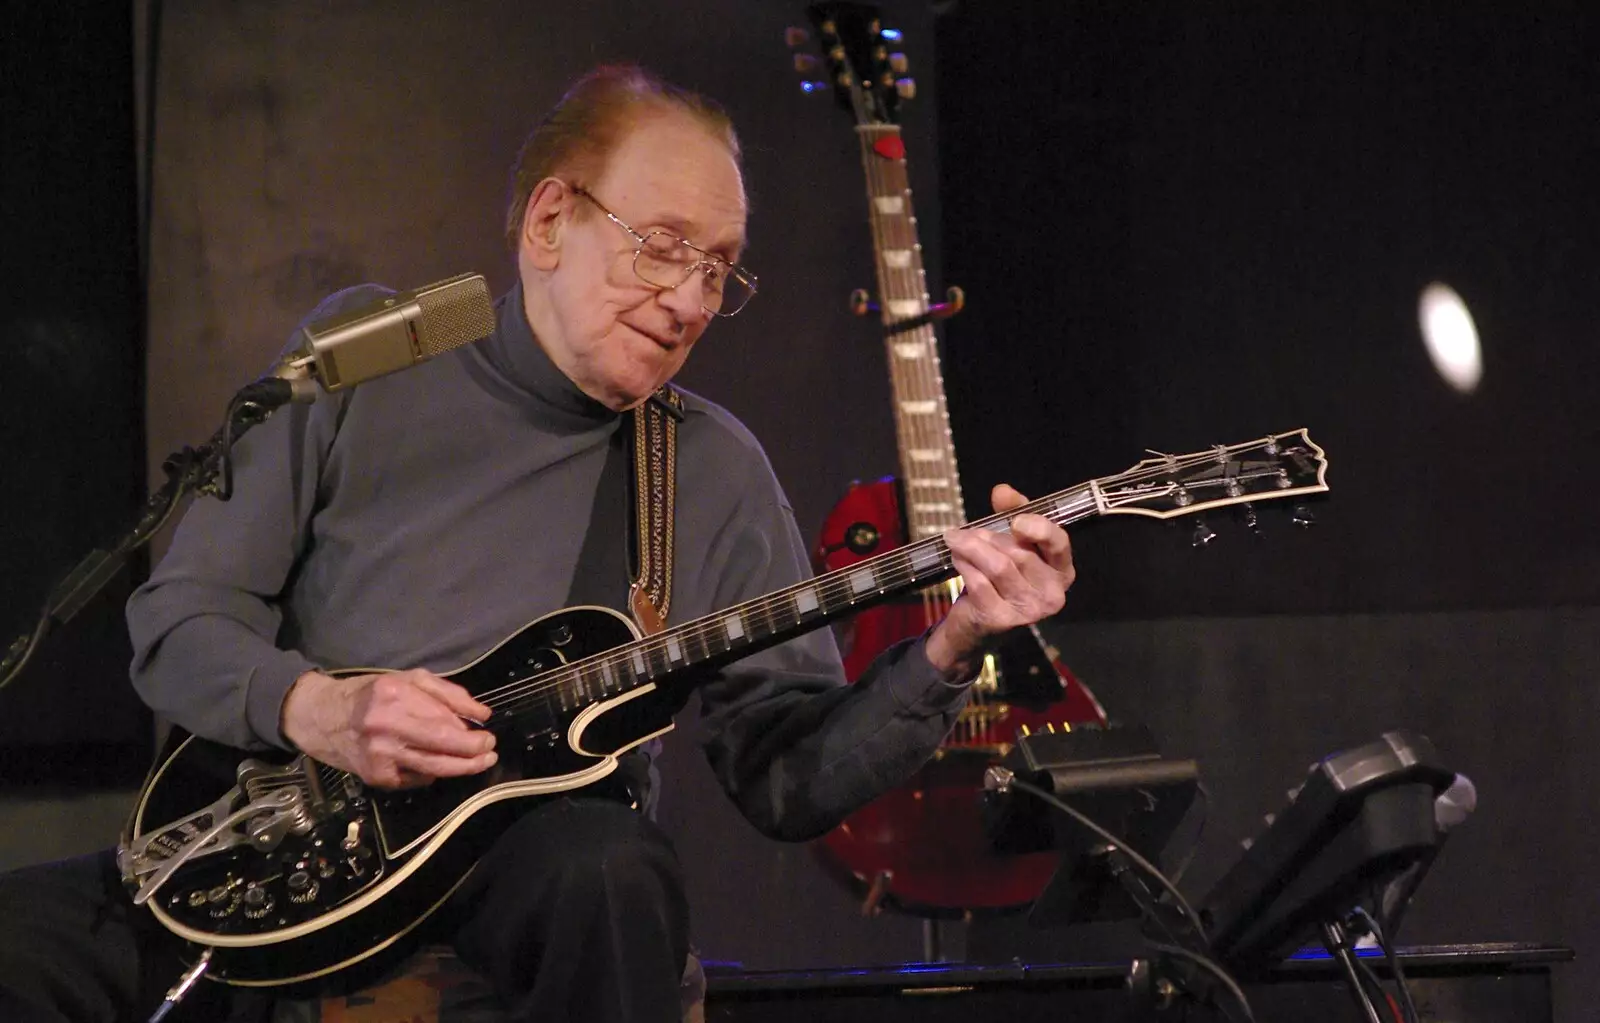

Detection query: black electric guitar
(118, 431), (1329, 989)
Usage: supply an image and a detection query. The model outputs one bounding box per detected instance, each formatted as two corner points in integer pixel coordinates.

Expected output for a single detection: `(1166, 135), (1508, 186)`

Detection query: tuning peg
(1241, 502), (1261, 535)
(889, 51), (909, 74)
(785, 27), (810, 48)
(793, 53), (820, 74)
(895, 77), (916, 100)
(1191, 518), (1217, 547)
(1292, 503), (1316, 528)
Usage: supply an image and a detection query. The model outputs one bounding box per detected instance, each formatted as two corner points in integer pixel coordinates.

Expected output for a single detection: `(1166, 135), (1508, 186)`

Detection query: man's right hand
(280, 669), (498, 789)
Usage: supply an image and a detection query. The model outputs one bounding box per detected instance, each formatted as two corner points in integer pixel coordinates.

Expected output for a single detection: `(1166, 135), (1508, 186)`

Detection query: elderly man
(0, 65), (1074, 1023)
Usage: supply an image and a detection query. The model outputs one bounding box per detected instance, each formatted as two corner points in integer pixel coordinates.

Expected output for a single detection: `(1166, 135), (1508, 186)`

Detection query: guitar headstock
(788, 2), (913, 126)
(1093, 429), (1330, 525)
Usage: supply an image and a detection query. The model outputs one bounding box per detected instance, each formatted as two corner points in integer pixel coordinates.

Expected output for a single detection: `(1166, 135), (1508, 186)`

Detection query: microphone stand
(0, 373), (312, 695)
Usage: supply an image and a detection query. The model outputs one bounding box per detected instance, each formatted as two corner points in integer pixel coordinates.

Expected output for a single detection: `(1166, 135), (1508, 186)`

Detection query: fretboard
(857, 123), (965, 543)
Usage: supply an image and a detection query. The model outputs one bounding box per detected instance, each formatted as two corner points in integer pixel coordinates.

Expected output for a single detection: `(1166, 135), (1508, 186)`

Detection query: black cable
(1005, 773), (1210, 944)
(0, 610), (53, 697)
(1168, 779), (1210, 887)
(1146, 942), (1256, 1023)
(1354, 905), (1419, 1023)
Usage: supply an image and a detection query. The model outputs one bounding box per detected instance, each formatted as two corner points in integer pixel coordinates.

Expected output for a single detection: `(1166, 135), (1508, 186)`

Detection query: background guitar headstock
(787, 2), (914, 127)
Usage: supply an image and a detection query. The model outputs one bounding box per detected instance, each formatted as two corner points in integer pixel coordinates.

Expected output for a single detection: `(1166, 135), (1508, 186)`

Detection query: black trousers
(0, 796), (690, 1023)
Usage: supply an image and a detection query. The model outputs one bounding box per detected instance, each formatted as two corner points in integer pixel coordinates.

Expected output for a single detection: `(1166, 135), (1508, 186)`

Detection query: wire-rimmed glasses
(569, 185), (757, 317)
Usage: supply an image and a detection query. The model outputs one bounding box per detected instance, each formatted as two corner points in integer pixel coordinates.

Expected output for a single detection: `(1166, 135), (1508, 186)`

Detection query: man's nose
(656, 271), (713, 325)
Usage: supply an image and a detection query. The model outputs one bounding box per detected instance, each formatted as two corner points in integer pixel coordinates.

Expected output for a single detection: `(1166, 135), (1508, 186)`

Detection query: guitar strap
(564, 384), (681, 630)
(626, 385), (682, 634)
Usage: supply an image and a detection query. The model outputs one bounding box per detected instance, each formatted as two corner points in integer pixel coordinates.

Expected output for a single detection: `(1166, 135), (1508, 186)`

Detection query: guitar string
(472, 438), (1316, 718)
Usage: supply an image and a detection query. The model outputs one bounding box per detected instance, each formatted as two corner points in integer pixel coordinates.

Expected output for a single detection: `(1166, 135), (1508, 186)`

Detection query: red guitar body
(811, 478), (1107, 914)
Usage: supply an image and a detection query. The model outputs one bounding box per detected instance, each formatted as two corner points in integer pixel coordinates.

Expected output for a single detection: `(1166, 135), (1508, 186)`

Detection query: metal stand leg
(1322, 921), (1383, 1023)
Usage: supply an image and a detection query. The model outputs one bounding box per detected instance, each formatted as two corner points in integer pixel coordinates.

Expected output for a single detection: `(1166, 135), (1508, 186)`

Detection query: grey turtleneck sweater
(126, 282), (969, 841)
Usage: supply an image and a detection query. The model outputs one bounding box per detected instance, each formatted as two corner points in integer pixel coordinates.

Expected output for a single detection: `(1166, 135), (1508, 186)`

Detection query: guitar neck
(857, 123), (966, 541)
(482, 481), (1101, 724)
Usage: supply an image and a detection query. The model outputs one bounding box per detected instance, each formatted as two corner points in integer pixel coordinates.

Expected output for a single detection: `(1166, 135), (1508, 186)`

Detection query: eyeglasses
(569, 185), (758, 317)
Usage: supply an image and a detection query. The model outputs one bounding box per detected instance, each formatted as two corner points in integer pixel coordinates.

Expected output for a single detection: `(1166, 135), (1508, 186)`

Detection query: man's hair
(503, 64), (742, 252)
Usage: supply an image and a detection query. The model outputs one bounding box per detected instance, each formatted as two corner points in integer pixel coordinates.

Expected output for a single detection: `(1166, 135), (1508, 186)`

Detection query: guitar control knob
(287, 870), (321, 904)
(206, 885), (241, 919)
(895, 77), (916, 100)
(889, 51), (909, 74)
(243, 885), (276, 920)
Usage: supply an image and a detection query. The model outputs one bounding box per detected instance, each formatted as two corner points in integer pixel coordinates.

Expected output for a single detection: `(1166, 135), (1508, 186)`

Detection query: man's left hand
(924, 483), (1075, 681)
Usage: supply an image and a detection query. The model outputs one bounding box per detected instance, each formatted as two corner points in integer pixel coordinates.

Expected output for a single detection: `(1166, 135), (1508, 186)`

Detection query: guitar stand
(1320, 918), (1388, 1023)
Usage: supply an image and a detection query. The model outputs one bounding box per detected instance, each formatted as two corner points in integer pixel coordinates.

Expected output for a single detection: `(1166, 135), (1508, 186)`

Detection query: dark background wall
(1, 1), (1593, 1019)
(0, 2), (150, 767)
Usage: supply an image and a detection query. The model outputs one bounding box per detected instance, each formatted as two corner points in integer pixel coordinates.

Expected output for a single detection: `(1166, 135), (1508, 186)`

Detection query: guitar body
(123, 605), (669, 989)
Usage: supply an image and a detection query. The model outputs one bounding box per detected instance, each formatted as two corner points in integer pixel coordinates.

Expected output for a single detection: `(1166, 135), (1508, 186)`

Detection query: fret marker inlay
(883, 250), (913, 269)
(909, 450), (942, 462)
(874, 196), (905, 215)
(722, 614), (744, 642)
(795, 588), (819, 615)
(892, 342), (925, 360)
(666, 637), (683, 663)
(900, 400), (938, 414)
(849, 568), (877, 595)
(910, 544), (943, 572)
(888, 299), (923, 318)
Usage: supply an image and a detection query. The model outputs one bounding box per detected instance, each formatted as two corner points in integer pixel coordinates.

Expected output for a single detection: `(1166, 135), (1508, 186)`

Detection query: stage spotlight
(1418, 282), (1482, 395)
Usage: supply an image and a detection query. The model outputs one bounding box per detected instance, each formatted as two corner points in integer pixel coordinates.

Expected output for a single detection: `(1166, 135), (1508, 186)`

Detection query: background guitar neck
(856, 124), (967, 541)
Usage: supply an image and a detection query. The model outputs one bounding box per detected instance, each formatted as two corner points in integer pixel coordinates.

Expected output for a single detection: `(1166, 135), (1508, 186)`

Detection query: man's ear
(521, 178), (567, 270)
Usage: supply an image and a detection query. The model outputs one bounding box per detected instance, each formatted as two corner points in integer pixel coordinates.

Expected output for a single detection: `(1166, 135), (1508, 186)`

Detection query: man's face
(526, 114), (747, 411)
